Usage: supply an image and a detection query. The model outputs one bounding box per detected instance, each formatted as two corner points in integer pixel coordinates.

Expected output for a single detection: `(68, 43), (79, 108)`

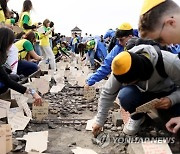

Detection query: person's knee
(170, 104), (180, 117)
(0, 87), (9, 94)
(118, 86), (141, 110)
(31, 63), (38, 72)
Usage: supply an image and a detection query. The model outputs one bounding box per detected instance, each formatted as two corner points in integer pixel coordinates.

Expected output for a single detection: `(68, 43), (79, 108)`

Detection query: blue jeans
(34, 42), (42, 56)
(118, 85), (180, 120)
(17, 60), (38, 77)
(88, 50), (95, 67)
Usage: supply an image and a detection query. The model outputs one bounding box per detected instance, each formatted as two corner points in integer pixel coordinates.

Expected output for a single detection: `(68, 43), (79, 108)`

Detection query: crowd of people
(0, 0), (179, 143)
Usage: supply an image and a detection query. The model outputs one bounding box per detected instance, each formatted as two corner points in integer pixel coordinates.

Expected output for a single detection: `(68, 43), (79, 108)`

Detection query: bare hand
(92, 123), (102, 137)
(33, 92), (43, 106)
(84, 84), (90, 90)
(166, 117), (180, 133)
(155, 97), (172, 109)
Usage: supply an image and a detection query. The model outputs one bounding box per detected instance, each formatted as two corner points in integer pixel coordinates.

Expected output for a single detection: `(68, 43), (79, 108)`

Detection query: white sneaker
(123, 117), (145, 136)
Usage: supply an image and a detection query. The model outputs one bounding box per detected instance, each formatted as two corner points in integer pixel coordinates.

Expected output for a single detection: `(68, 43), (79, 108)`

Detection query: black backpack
(126, 38), (168, 78)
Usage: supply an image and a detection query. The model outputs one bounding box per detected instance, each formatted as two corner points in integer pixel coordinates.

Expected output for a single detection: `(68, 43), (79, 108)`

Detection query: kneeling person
(93, 44), (180, 136)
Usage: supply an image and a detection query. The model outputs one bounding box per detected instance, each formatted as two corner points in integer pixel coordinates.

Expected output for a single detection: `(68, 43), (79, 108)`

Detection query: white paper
(18, 97), (32, 119)
(76, 76), (86, 87)
(0, 99), (11, 119)
(7, 107), (24, 123)
(31, 78), (49, 95)
(86, 116), (97, 131)
(23, 131), (48, 153)
(41, 75), (52, 82)
(11, 90), (22, 101)
(72, 147), (97, 154)
(38, 62), (49, 71)
(9, 114), (30, 132)
(50, 84), (64, 93)
(142, 142), (172, 154)
(136, 99), (159, 113)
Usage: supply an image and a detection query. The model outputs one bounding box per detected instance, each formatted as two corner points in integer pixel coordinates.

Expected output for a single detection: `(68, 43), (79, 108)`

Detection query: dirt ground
(8, 59), (180, 154)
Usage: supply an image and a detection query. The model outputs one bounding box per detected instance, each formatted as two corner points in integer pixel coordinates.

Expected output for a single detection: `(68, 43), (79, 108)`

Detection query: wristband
(28, 88), (36, 96)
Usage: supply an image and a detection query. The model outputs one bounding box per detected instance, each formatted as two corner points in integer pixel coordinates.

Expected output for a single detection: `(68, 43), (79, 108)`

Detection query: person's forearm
(87, 64), (111, 86)
(167, 88), (180, 105)
(96, 75), (121, 126)
(23, 23), (36, 30)
(0, 66), (27, 94)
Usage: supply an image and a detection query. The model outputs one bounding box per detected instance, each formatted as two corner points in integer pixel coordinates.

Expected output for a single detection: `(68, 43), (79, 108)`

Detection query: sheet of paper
(38, 62), (49, 71)
(37, 79), (49, 95)
(41, 75), (52, 82)
(23, 131), (48, 153)
(68, 79), (77, 86)
(53, 72), (64, 82)
(64, 70), (71, 80)
(71, 147), (97, 154)
(32, 100), (48, 121)
(0, 126), (6, 154)
(0, 99), (11, 119)
(18, 96), (32, 119)
(86, 116), (97, 131)
(50, 84), (64, 93)
(76, 76), (86, 87)
(31, 78), (49, 95)
(7, 107), (24, 123)
(84, 87), (96, 100)
(11, 90), (22, 102)
(82, 66), (89, 75)
(9, 114), (31, 132)
(136, 99), (159, 113)
(142, 142), (172, 154)
(1, 124), (12, 153)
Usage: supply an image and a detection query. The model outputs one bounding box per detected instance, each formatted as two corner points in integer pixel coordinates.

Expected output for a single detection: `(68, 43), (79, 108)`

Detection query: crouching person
(0, 27), (42, 106)
(92, 44), (180, 136)
(15, 31), (42, 77)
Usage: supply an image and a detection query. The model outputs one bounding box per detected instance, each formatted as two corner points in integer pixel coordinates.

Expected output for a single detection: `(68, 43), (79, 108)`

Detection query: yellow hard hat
(140, 0), (165, 15)
(118, 22), (132, 30)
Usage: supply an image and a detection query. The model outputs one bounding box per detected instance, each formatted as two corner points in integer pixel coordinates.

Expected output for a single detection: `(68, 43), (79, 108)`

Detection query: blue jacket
(96, 41), (107, 61)
(87, 44), (124, 86)
(103, 29), (115, 39)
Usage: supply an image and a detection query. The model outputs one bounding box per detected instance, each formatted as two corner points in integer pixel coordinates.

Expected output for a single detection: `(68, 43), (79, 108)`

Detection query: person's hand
(166, 117), (180, 133)
(31, 25), (37, 30)
(155, 97), (172, 109)
(92, 123), (102, 137)
(33, 92), (42, 106)
(84, 84), (90, 90)
(30, 59), (38, 62)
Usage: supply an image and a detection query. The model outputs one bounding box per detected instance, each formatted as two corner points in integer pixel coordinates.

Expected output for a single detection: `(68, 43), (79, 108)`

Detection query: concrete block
(112, 111), (123, 127)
